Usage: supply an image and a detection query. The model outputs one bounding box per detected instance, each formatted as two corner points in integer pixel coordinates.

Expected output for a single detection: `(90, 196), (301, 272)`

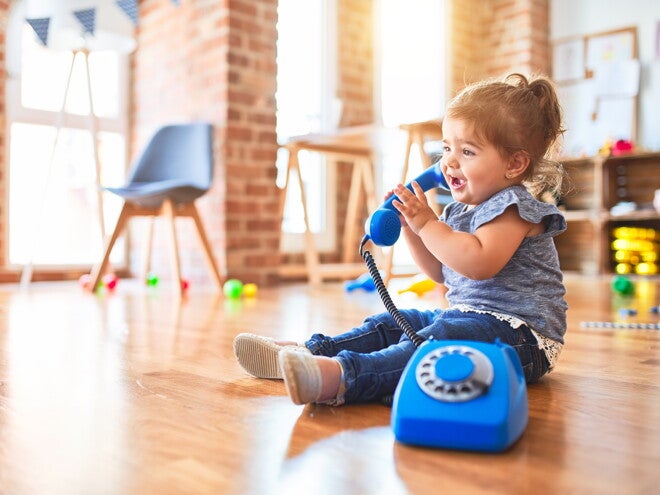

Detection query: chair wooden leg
(161, 199), (183, 297)
(189, 203), (223, 289)
(140, 217), (155, 284)
(89, 202), (132, 292)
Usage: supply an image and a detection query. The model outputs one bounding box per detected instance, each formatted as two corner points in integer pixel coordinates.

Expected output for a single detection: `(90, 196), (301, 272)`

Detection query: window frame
(276, 0), (338, 254)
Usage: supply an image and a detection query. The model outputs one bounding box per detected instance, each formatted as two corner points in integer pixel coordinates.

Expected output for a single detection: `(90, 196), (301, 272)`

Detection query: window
(375, 0), (447, 267)
(276, 0), (338, 253)
(6, 3), (130, 269)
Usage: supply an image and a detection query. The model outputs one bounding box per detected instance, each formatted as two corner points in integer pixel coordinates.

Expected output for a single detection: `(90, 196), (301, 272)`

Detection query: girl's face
(440, 117), (512, 207)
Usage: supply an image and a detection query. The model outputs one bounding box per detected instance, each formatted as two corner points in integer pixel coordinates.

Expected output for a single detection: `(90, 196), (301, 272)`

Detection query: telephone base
(391, 339), (528, 452)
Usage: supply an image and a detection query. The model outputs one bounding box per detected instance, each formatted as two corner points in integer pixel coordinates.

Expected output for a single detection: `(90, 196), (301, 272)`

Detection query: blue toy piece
(345, 273), (376, 292)
(391, 339), (528, 452)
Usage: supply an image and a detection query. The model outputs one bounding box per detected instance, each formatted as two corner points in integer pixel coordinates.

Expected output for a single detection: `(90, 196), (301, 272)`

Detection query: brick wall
(450, 0), (550, 93)
(133, 0), (280, 287)
(335, 0), (375, 264)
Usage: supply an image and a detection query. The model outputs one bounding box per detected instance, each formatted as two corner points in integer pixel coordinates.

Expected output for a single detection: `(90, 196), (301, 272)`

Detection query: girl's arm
(400, 224), (445, 283)
(393, 182), (537, 280)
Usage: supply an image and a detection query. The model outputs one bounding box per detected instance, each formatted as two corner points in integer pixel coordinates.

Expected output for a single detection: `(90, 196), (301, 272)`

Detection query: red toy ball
(103, 273), (118, 291)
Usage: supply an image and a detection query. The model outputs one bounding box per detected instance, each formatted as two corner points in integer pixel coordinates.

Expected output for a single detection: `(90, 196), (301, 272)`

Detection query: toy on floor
(243, 283), (258, 297)
(102, 273), (118, 291)
(398, 276), (436, 296)
(611, 275), (635, 295)
(223, 279), (244, 299)
(146, 273), (159, 287)
(392, 339), (528, 452)
(78, 274), (94, 291)
(345, 273), (376, 292)
(580, 321), (660, 330)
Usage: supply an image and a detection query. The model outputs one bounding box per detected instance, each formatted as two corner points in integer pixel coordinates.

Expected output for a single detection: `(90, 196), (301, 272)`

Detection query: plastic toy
(242, 283), (258, 297)
(611, 139), (634, 156)
(102, 273), (118, 291)
(364, 164), (449, 247)
(398, 277), (436, 296)
(611, 227), (658, 276)
(580, 321), (660, 330)
(181, 278), (190, 291)
(599, 138), (634, 157)
(391, 339), (528, 452)
(78, 274), (93, 290)
(345, 273), (376, 292)
(223, 279), (243, 299)
(146, 273), (159, 287)
(611, 275), (634, 295)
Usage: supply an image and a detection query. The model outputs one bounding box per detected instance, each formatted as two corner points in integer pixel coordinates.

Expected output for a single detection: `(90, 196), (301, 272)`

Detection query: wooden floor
(0, 274), (658, 495)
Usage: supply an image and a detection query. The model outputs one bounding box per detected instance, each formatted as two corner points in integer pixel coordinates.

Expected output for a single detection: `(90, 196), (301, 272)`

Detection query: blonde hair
(446, 73), (566, 200)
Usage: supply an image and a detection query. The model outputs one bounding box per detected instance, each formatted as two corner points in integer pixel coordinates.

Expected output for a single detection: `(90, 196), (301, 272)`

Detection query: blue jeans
(304, 308), (549, 405)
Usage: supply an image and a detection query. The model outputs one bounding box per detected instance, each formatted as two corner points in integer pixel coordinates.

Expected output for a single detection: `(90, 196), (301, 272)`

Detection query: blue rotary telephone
(359, 163), (528, 452)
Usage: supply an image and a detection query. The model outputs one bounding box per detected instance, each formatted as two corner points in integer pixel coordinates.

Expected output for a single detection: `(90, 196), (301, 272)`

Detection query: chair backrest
(128, 122), (213, 189)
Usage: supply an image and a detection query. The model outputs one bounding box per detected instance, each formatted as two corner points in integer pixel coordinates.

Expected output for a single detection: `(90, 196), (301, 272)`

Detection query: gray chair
(89, 122), (223, 295)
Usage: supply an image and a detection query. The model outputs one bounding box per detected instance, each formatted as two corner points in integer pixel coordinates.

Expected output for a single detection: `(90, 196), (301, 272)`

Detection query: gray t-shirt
(440, 185), (568, 343)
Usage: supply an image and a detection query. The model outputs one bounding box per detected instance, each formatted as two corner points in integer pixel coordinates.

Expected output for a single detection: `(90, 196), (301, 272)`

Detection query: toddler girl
(234, 73), (568, 406)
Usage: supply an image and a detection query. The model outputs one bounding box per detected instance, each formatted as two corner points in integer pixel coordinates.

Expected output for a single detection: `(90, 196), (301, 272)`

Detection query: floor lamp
(21, 0), (136, 287)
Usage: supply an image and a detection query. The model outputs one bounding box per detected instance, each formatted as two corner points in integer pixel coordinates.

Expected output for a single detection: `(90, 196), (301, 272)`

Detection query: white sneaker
(233, 333), (309, 379)
(278, 349), (323, 404)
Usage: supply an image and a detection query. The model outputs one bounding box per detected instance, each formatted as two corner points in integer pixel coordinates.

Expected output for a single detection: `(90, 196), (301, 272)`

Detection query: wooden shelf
(558, 152), (660, 274)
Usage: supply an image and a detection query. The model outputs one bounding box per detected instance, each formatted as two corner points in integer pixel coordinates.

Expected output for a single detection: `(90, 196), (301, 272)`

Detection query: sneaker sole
(233, 334), (283, 379)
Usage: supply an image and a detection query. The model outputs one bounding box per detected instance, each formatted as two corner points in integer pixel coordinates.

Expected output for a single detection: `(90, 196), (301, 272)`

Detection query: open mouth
(448, 175), (466, 190)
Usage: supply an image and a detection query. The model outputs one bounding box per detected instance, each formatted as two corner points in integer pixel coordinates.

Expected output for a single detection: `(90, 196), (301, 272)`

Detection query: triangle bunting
(26, 17), (51, 46)
(116, 0), (139, 26)
(73, 8), (96, 35)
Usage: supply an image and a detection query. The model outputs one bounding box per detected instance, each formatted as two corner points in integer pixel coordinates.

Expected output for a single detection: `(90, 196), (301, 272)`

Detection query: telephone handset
(358, 163), (528, 452)
(364, 163), (449, 247)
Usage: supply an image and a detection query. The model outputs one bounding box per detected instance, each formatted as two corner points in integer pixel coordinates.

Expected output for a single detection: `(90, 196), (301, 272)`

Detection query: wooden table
(278, 121), (443, 285)
(278, 126), (386, 284)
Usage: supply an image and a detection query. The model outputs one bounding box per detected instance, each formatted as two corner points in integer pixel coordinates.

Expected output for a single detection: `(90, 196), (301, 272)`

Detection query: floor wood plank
(0, 274), (658, 494)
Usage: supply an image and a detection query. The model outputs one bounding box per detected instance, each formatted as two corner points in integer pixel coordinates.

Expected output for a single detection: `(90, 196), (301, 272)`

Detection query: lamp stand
(20, 48), (106, 287)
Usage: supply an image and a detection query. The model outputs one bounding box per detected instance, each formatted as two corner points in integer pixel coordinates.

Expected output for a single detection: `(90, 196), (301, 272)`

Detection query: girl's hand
(384, 189), (408, 227)
(391, 181), (437, 235)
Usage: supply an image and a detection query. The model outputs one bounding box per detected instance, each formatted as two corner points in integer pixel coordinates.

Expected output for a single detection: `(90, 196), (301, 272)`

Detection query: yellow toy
(611, 227), (658, 275)
(398, 276), (437, 296)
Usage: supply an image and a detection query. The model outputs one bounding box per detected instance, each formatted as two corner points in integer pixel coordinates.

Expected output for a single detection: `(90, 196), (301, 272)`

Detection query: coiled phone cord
(359, 236), (426, 348)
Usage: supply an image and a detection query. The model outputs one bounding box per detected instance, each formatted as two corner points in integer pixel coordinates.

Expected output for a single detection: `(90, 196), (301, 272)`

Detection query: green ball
(612, 275), (634, 295)
(223, 279), (243, 298)
(146, 273), (159, 286)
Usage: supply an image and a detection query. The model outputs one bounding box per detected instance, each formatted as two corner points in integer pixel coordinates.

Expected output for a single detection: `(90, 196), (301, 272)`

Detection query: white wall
(551, 0), (660, 152)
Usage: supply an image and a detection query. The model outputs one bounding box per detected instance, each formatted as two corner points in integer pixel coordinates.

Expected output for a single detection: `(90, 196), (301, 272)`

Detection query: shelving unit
(557, 151), (660, 274)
